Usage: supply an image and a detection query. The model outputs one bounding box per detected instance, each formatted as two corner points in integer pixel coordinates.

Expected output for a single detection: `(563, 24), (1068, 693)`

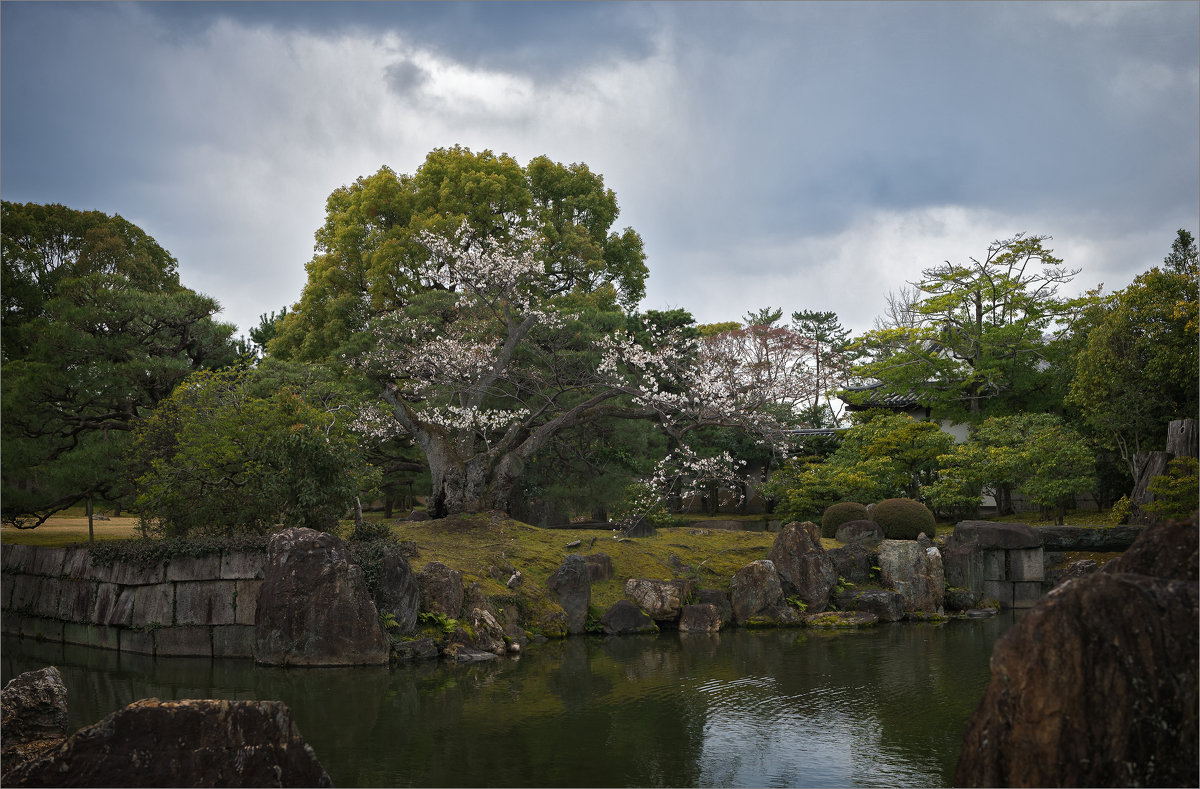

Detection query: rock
(950, 521), (1043, 550)
(465, 607), (507, 655)
(507, 570), (523, 588)
(600, 600), (658, 635)
(1, 666), (69, 772)
(442, 643), (500, 663)
(623, 578), (696, 621)
(1103, 518), (1197, 580)
(943, 586), (981, 612)
(804, 611), (879, 628)
(729, 559), (797, 626)
(834, 588), (905, 622)
(826, 542), (877, 586)
(391, 637), (439, 662)
(417, 561), (464, 618)
(254, 528), (389, 666)
(565, 539), (582, 549)
(1038, 525), (1144, 551)
(877, 539), (945, 614)
(583, 553), (614, 582)
(767, 522), (836, 612)
(1043, 559), (1099, 591)
(547, 554), (591, 635)
(4, 698), (332, 787)
(1, 666), (69, 746)
(955, 571), (1198, 787)
(962, 608), (996, 619)
(407, 509), (431, 521)
(696, 589), (732, 628)
(834, 519), (884, 546)
(371, 547), (421, 635)
(678, 603), (721, 632)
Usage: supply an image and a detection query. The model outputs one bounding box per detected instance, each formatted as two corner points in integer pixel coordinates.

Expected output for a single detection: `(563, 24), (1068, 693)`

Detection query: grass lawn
(1, 508), (141, 547)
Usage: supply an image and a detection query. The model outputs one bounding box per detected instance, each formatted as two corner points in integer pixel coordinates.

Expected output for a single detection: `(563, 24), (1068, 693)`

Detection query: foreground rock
(547, 554), (591, 635)
(729, 560), (800, 627)
(255, 528), (389, 666)
(624, 578), (695, 622)
(877, 539), (944, 614)
(4, 698), (332, 787)
(955, 519), (1199, 788)
(767, 522), (836, 612)
(1, 667), (69, 772)
(600, 600), (658, 635)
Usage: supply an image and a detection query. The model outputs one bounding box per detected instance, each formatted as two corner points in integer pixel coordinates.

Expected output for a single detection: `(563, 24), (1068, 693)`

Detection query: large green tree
(1, 202), (237, 527)
(850, 234), (1081, 421)
(1067, 229), (1199, 477)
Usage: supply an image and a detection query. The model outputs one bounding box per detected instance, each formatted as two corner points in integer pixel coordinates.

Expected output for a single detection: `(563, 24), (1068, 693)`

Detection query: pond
(2, 615), (1015, 788)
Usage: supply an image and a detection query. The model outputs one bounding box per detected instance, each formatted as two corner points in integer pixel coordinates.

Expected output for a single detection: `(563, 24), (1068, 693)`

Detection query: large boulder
(1, 666), (69, 772)
(834, 519), (884, 546)
(417, 561), (464, 618)
(600, 600), (658, 635)
(254, 528), (389, 666)
(956, 519), (1199, 788)
(729, 560), (799, 626)
(834, 588), (905, 622)
(877, 539), (944, 614)
(3, 698), (332, 787)
(826, 542), (876, 586)
(624, 578), (696, 622)
(371, 546), (421, 634)
(547, 554), (591, 635)
(678, 604), (721, 633)
(696, 588), (733, 629)
(767, 522), (836, 612)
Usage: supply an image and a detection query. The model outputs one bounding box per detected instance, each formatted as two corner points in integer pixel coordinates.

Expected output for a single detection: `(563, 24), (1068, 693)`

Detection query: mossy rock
(872, 498), (935, 541)
(821, 502), (870, 538)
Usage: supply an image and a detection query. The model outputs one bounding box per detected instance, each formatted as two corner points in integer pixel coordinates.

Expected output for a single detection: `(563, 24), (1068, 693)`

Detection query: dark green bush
(871, 498), (936, 540)
(821, 501), (870, 538)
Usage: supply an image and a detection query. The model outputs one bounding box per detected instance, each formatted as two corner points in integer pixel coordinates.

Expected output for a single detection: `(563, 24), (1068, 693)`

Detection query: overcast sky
(3, 1), (1197, 338)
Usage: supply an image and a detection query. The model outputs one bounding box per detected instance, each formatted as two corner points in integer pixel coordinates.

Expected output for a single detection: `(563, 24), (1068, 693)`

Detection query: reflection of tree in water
(2, 620), (1011, 787)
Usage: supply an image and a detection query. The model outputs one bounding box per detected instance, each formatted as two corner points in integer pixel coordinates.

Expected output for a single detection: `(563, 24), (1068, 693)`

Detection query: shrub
(1144, 456), (1200, 521)
(872, 497), (936, 540)
(821, 502), (870, 538)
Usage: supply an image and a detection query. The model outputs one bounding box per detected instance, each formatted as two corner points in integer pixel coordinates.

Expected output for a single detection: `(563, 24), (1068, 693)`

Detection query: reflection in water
(2, 615), (1012, 788)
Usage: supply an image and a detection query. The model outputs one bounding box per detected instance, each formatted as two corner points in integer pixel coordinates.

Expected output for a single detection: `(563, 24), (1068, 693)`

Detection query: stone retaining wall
(0, 544), (265, 658)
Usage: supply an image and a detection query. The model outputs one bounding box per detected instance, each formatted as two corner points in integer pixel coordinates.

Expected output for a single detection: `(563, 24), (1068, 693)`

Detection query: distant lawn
(1, 510), (141, 547)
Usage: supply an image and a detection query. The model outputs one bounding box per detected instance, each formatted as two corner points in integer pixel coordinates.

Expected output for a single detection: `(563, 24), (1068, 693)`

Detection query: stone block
(130, 584), (174, 627)
(88, 624), (120, 651)
(107, 560), (167, 586)
(9, 575), (42, 614)
(175, 581), (236, 625)
(56, 579), (97, 622)
(0, 543), (15, 571)
(981, 549), (1007, 581)
(220, 551), (266, 580)
(1012, 581), (1043, 609)
(155, 626), (212, 657)
(119, 628), (156, 655)
(5, 545), (36, 573)
(234, 580), (263, 625)
(1007, 548), (1045, 582)
(61, 548), (93, 578)
(982, 580), (1014, 609)
(167, 555), (222, 582)
(952, 521), (1042, 550)
(2, 613), (26, 636)
(21, 616), (63, 642)
(62, 622), (93, 646)
(212, 625), (255, 658)
(29, 547), (67, 577)
(32, 578), (63, 618)
(92, 583), (128, 626)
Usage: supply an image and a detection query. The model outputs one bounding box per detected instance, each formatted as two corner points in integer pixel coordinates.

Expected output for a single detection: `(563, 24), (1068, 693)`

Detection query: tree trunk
(86, 496), (94, 546)
(1130, 450), (1172, 524)
(1166, 418), (1198, 458)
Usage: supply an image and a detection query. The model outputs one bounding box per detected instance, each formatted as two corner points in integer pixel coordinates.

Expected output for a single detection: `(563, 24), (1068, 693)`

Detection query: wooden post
(86, 496), (95, 545)
(1166, 418), (1198, 459)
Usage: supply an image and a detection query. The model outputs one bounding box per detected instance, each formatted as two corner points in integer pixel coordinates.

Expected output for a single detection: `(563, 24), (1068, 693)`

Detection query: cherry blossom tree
(356, 221), (787, 517)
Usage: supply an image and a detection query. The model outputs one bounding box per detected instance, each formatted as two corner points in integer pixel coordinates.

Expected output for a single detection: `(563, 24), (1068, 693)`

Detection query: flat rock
(804, 611), (878, 628)
(951, 521), (1042, 550)
(1038, 525), (1144, 552)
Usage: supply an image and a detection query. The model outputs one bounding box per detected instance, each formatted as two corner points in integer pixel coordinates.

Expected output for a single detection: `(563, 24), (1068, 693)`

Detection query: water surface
(2, 616), (1013, 787)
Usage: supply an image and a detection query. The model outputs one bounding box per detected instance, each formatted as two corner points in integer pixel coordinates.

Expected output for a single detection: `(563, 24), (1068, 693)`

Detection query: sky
(3, 1), (1198, 338)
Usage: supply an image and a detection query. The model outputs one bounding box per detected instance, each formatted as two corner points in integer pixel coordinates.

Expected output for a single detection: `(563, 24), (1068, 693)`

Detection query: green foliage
(821, 502), (869, 538)
(1109, 495), (1134, 525)
(850, 233), (1079, 421)
(785, 595), (809, 612)
(1068, 232), (1198, 476)
(86, 535), (269, 567)
(1, 202), (238, 528)
(418, 611), (460, 634)
(130, 367), (378, 537)
(1144, 457), (1200, 521)
(612, 481), (679, 528)
(872, 498), (935, 540)
(925, 414), (1096, 524)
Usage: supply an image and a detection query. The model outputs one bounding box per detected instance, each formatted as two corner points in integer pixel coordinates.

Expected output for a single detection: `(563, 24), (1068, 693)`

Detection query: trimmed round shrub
(871, 498), (936, 540)
(821, 501), (870, 538)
